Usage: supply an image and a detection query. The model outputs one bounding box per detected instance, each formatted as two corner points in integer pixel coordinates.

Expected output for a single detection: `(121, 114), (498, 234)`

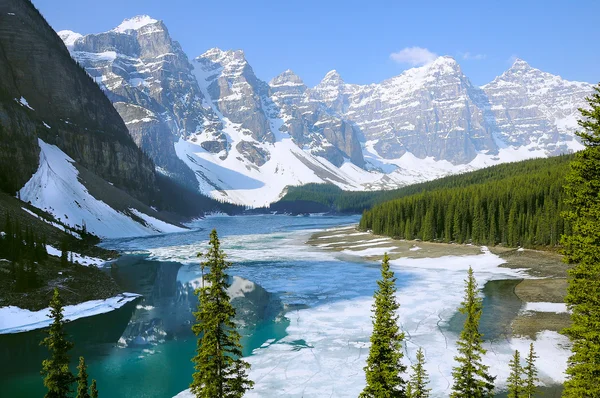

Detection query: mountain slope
(0, 2), (191, 237)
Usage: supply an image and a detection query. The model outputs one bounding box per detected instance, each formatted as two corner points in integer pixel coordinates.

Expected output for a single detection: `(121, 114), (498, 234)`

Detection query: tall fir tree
(408, 347), (431, 398)
(450, 267), (495, 397)
(360, 253), (407, 398)
(522, 343), (538, 398)
(561, 84), (600, 397)
(76, 357), (90, 398)
(41, 288), (75, 398)
(89, 379), (98, 398)
(506, 350), (523, 398)
(190, 229), (253, 398)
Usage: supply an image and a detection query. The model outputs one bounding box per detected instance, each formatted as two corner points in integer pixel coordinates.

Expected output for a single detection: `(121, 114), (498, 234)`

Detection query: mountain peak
(510, 58), (532, 70)
(113, 15), (159, 33)
(319, 69), (344, 85)
(199, 47), (246, 62)
(427, 55), (461, 72)
(270, 69), (305, 87)
(57, 30), (82, 48)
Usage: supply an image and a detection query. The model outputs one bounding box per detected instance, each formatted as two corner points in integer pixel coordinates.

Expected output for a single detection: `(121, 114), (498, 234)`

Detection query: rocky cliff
(0, 1), (156, 202)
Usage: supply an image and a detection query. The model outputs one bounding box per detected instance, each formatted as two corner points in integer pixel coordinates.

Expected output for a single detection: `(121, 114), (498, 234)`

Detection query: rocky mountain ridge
(59, 15), (594, 206)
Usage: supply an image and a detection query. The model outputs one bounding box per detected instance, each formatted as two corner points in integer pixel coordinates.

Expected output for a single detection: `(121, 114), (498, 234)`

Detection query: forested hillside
(358, 155), (573, 248)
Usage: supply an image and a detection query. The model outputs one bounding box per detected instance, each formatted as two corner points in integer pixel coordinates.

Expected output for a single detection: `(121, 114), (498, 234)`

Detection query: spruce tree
(41, 288), (75, 398)
(451, 267), (495, 397)
(522, 343), (538, 398)
(190, 229), (253, 398)
(76, 357), (90, 398)
(408, 347), (431, 398)
(360, 253), (407, 398)
(89, 379), (98, 398)
(506, 350), (523, 398)
(561, 84), (600, 397)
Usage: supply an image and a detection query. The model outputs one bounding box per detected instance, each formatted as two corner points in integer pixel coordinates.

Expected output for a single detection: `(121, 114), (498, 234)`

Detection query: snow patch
(19, 139), (183, 238)
(0, 293), (140, 334)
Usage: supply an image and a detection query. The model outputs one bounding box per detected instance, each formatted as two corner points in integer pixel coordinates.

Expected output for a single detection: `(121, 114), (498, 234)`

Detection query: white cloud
(461, 52), (486, 60)
(507, 54), (519, 64)
(390, 47), (438, 66)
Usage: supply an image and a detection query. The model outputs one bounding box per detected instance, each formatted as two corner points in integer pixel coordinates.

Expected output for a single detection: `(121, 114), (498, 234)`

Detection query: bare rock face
(269, 70), (365, 167)
(195, 48), (274, 144)
(482, 59), (591, 154)
(307, 57), (499, 164)
(65, 16), (218, 189)
(235, 141), (270, 167)
(0, 1), (156, 202)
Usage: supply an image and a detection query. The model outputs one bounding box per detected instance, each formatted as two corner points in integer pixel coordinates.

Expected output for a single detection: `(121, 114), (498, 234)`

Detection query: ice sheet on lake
(0, 293), (140, 334)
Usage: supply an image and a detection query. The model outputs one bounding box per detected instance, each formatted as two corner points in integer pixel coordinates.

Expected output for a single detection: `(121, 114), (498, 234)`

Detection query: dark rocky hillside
(0, 0), (155, 202)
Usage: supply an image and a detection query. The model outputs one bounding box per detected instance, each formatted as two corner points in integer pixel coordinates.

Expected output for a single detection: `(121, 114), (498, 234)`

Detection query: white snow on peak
(510, 58), (531, 69)
(57, 30), (82, 49)
(113, 15), (159, 33)
(321, 69), (343, 83)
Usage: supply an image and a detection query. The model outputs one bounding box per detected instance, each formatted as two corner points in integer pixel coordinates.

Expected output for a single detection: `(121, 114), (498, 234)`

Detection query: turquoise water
(0, 215), (361, 398)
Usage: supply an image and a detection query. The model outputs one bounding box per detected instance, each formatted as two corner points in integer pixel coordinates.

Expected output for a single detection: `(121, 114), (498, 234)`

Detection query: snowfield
(19, 139), (186, 239)
(0, 293), (140, 334)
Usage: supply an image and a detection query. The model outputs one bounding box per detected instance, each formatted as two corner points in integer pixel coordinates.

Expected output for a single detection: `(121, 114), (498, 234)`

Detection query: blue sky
(34, 0), (598, 87)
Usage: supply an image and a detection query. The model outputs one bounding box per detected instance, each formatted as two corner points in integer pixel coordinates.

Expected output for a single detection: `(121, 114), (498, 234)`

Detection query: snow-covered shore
(0, 293), (140, 334)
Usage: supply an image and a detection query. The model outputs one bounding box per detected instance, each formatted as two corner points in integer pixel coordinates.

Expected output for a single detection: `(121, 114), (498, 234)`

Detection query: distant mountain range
(58, 15), (593, 207)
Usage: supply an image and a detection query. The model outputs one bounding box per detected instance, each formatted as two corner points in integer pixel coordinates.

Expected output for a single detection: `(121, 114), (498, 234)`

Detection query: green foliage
(408, 347), (431, 398)
(561, 84), (600, 397)
(523, 343), (538, 398)
(89, 379), (98, 398)
(451, 267), (495, 397)
(76, 357), (90, 398)
(41, 288), (75, 398)
(506, 350), (523, 398)
(359, 155), (572, 248)
(360, 253), (407, 398)
(190, 229), (253, 398)
(0, 212), (47, 290)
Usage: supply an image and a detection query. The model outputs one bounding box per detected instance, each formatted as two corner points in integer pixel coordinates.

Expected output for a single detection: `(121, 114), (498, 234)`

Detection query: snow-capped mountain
(59, 15), (594, 207)
(482, 59), (590, 154)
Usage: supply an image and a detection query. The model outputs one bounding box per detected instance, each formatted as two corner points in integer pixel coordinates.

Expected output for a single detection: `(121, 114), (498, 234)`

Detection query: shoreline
(0, 292), (141, 334)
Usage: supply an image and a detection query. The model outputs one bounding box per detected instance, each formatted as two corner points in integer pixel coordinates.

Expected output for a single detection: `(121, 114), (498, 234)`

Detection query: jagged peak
(198, 47), (246, 63)
(426, 55), (461, 73)
(270, 69), (305, 87)
(510, 58), (531, 69)
(57, 30), (82, 48)
(113, 15), (160, 33)
(318, 69), (344, 86)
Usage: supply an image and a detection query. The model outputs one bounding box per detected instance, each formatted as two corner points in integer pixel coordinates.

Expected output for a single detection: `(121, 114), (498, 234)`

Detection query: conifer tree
(451, 267), (495, 397)
(522, 343), (538, 398)
(89, 379), (98, 398)
(360, 253), (407, 398)
(76, 357), (90, 398)
(41, 288), (75, 398)
(506, 350), (523, 398)
(408, 347), (431, 398)
(561, 84), (600, 397)
(190, 229), (253, 398)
